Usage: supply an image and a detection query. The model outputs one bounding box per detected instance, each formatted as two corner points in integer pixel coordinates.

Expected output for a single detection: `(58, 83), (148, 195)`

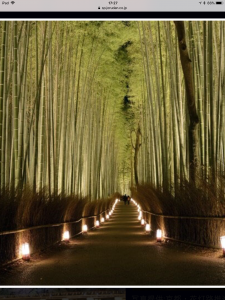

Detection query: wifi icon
(11, 1), (15, 4)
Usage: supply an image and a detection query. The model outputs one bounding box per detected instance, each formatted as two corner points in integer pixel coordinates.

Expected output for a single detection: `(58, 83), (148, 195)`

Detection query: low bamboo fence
(0, 208), (110, 265)
(142, 209), (225, 248)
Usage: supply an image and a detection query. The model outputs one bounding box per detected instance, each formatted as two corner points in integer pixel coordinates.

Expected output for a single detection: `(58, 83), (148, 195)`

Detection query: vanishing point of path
(1, 201), (225, 285)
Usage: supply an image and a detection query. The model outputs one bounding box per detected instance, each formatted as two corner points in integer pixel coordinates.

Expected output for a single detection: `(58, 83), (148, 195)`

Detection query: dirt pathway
(1, 202), (225, 285)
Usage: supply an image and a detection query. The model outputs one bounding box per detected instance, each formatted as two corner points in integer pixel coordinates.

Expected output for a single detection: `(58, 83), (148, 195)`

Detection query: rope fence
(0, 208), (111, 265)
(0, 209), (109, 237)
(143, 209), (225, 221)
(139, 207), (225, 249)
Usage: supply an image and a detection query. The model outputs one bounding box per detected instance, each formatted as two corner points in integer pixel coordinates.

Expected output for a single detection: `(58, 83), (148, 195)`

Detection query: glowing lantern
(156, 229), (162, 242)
(109, 211), (112, 216)
(96, 220), (100, 228)
(101, 217), (105, 223)
(220, 236), (225, 256)
(63, 231), (70, 241)
(106, 214), (109, 219)
(22, 243), (30, 261)
(145, 224), (150, 233)
(82, 224), (88, 233)
(141, 219), (145, 226)
(138, 214), (141, 221)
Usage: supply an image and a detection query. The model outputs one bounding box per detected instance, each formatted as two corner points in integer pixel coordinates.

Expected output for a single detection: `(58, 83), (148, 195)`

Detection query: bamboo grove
(138, 21), (225, 195)
(0, 21), (225, 200)
(0, 21), (132, 198)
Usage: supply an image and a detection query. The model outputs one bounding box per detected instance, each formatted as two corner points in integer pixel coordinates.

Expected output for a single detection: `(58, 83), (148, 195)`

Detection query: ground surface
(1, 201), (225, 285)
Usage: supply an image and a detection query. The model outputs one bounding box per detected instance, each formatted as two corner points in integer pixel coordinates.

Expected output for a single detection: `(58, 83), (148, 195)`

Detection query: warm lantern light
(63, 231), (70, 241)
(220, 236), (225, 256)
(156, 229), (162, 242)
(138, 215), (141, 221)
(22, 243), (30, 260)
(145, 224), (150, 233)
(141, 219), (145, 226)
(106, 214), (109, 219)
(96, 220), (100, 228)
(101, 217), (105, 223)
(83, 224), (88, 233)
(109, 211), (112, 216)
(139, 211), (142, 218)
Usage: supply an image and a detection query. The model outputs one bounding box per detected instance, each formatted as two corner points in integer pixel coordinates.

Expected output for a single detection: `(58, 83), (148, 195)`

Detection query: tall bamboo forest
(0, 20), (225, 205)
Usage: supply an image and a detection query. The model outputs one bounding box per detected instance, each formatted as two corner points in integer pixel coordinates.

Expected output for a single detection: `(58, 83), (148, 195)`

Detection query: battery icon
(216, 1), (223, 3)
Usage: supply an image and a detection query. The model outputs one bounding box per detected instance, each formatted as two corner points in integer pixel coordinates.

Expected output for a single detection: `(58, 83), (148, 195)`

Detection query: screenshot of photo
(0, 0), (225, 292)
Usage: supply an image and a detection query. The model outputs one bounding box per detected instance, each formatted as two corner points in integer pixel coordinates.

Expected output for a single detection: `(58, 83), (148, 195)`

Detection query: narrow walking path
(1, 201), (225, 285)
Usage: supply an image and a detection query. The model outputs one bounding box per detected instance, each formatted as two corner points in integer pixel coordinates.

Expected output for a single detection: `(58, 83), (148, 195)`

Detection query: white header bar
(1, 0), (224, 12)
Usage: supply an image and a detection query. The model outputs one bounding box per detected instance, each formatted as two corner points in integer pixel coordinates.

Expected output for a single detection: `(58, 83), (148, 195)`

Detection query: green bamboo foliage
(13, 21), (19, 188)
(138, 20), (225, 194)
(1, 21), (225, 201)
(0, 22), (6, 189)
